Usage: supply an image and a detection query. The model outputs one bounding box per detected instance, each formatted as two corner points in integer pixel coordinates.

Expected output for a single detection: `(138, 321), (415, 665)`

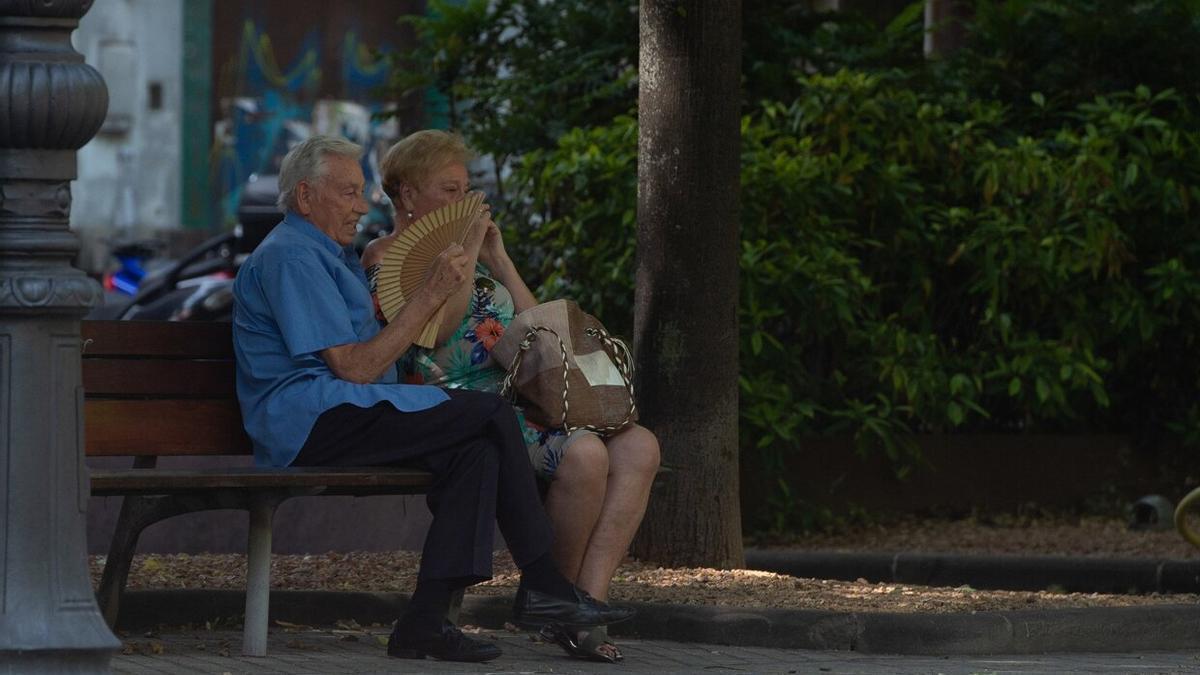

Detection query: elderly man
(232, 135), (632, 663)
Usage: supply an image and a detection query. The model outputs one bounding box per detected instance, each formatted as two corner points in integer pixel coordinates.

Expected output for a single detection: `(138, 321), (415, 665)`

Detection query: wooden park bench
(82, 320), (441, 656)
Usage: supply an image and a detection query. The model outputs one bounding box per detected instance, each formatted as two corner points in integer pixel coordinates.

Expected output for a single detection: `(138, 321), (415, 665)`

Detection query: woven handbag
(492, 299), (638, 435)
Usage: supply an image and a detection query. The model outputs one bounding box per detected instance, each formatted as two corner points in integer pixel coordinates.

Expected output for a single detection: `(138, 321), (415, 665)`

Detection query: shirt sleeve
(261, 254), (361, 359)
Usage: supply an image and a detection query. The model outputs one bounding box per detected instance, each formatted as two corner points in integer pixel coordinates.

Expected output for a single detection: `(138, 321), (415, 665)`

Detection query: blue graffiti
(214, 21), (397, 226)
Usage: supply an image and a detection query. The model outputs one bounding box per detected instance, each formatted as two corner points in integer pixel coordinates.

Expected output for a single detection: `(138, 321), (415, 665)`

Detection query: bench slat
(84, 358), (236, 397)
(83, 320), (234, 358)
(85, 399), (251, 456)
(90, 467), (435, 495)
(81, 318), (444, 657)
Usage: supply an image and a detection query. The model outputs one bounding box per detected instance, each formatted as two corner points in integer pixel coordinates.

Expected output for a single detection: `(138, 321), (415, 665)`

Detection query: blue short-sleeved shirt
(232, 211), (449, 467)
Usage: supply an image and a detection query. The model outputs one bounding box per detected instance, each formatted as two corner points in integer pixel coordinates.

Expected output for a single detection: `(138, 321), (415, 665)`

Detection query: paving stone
(108, 627), (1200, 675)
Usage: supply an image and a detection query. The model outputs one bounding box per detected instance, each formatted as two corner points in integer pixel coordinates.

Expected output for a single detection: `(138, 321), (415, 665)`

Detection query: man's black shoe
(512, 586), (636, 629)
(387, 619), (502, 662)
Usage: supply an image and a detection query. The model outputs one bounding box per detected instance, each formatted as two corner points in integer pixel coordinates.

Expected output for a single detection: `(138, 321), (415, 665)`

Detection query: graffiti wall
(209, 0), (423, 226)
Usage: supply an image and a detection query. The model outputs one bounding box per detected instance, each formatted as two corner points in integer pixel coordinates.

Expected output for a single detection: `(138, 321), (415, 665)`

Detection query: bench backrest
(82, 320), (251, 457)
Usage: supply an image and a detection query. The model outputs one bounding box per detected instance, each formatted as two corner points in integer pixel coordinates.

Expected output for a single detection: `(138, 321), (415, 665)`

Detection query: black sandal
(540, 624), (624, 663)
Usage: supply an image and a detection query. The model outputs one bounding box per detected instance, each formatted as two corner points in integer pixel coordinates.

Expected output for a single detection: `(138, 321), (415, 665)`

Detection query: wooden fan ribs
(376, 192), (487, 348)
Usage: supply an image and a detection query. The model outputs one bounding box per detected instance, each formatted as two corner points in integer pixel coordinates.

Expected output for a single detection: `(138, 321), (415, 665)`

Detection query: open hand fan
(375, 191), (486, 348)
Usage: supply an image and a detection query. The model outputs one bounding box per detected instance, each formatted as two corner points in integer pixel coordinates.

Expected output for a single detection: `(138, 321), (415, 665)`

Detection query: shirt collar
(282, 210), (358, 261)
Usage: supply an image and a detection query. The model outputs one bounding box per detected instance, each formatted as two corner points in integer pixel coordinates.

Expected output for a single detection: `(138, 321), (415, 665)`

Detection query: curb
(116, 590), (1200, 655)
(744, 549), (1200, 594)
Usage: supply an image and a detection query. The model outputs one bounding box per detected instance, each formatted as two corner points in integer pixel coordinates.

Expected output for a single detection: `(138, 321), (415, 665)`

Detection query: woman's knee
(609, 425), (661, 478)
(554, 434), (609, 486)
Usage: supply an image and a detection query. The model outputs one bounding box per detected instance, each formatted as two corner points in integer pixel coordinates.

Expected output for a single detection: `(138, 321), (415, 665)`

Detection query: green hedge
(387, 0), (1200, 531)
(510, 70), (1200, 465)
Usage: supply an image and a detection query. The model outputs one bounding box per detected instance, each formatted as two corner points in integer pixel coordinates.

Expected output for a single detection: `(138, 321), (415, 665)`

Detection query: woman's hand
(476, 204), (510, 271)
(470, 205), (539, 313)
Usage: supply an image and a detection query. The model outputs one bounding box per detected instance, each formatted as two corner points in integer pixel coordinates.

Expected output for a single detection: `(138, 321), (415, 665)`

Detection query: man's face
(301, 154), (368, 247)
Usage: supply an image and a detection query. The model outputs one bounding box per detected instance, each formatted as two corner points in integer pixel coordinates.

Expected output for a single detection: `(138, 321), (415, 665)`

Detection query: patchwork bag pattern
(493, 299), (637, 435)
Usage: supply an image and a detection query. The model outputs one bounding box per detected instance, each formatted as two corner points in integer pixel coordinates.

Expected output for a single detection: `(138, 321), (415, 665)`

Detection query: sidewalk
(103, 545), (1200, 666)
(111, 625), (1200, 674)
(117, 589), (1200, 656)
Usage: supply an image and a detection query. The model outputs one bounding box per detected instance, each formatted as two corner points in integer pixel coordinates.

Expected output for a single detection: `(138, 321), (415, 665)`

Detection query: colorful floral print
(367, 263), (572, 477)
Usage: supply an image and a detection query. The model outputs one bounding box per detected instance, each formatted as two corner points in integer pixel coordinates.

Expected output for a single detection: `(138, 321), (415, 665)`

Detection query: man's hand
(322, 244), (469, 384)
(421, 242), (470, 304)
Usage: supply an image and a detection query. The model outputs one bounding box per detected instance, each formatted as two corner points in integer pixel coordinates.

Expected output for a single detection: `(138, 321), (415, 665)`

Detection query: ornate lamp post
(0, 0), (120, 672)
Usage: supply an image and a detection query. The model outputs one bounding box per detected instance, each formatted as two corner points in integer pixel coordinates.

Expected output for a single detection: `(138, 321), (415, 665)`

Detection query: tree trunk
(924, 0), (972, 58)
(631, 0), (744, 569)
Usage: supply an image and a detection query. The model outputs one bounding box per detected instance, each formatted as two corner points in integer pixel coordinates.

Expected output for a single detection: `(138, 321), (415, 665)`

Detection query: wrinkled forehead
(318, 153), (365, 187)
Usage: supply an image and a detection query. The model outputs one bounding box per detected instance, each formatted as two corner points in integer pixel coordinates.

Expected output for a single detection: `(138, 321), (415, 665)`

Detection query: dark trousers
(294, 389), (553, 584)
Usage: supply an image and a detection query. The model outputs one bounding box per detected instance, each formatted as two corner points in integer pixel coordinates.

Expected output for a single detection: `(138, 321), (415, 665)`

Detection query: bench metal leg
(97, 495), (154, 628)
(96, 490), (263, 629)
(242, 496), (277, 657)
(97, 491), (218, 628)
(96, 487), (307, 638)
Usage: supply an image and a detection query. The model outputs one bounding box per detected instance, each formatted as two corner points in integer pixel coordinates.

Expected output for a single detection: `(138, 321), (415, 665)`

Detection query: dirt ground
(91, 515), (1200, 615)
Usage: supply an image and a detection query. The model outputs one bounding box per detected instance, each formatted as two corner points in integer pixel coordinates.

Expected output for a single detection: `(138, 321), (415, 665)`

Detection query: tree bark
(631, 0), (744, 569)
(924, 0), (972, 58)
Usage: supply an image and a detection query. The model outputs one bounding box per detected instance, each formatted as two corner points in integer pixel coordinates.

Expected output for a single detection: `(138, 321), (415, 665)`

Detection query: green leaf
(1008, 377), (1022, 396)
(1036, 378), (1051, 403)
(1123, 162), (1139, 188)
(950, 374), (971, 395)
(947, 402), (964, 426)
(886, 1), (925, 37)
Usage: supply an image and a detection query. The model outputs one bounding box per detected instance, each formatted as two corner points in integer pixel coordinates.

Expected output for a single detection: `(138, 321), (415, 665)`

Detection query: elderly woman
(362, 130), (660, 663)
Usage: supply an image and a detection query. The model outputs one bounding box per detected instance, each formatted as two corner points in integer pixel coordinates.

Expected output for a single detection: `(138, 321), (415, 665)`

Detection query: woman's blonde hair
(380, 130), (474, 205)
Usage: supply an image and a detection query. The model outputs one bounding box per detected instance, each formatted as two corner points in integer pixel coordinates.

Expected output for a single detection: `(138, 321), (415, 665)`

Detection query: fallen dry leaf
(88, 516), (1200, 616)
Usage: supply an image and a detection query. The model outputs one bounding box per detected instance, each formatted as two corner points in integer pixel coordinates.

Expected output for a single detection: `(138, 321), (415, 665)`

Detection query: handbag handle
(584, 325), (638, 428)
(499, 325), (569, 423)
(499, 324), (637, 435)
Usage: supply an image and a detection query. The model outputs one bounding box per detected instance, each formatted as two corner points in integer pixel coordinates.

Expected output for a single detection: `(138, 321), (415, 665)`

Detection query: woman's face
(402, 161), (470, 223)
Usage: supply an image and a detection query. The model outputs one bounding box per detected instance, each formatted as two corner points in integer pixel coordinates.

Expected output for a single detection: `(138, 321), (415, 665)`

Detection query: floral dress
(366, 263), (578, 479)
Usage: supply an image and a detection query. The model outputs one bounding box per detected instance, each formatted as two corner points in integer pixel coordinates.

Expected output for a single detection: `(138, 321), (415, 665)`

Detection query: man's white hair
(276, 135), (364, 212)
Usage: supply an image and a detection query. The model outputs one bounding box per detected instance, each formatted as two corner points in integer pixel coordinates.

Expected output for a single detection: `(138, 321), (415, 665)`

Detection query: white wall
(71, 0), (184, 272)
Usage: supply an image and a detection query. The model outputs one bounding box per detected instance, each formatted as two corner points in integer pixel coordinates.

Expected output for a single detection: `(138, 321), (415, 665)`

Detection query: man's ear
(296, 180), (315, 216)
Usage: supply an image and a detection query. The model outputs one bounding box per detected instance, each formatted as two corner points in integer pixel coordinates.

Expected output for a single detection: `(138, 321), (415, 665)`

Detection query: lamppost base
(0, 649), (122, 675)
(1, 1), (118, 672)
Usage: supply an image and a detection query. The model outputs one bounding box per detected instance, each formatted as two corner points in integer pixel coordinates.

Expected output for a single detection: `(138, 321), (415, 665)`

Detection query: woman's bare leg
(543, 435), (610, 582)
(543, 426), (659, 662)
(573, 425), (660, 601)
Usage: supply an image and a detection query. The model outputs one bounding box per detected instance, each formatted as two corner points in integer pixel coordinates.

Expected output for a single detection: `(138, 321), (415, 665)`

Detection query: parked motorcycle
(86, 230), (238, 321)
(100, 241), (161, 295)
(86, 175), (269, 321)
(88, 171), (392, 322)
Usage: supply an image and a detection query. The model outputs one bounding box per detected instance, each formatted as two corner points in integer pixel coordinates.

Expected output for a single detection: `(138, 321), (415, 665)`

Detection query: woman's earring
(406, 211), (414, 221)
